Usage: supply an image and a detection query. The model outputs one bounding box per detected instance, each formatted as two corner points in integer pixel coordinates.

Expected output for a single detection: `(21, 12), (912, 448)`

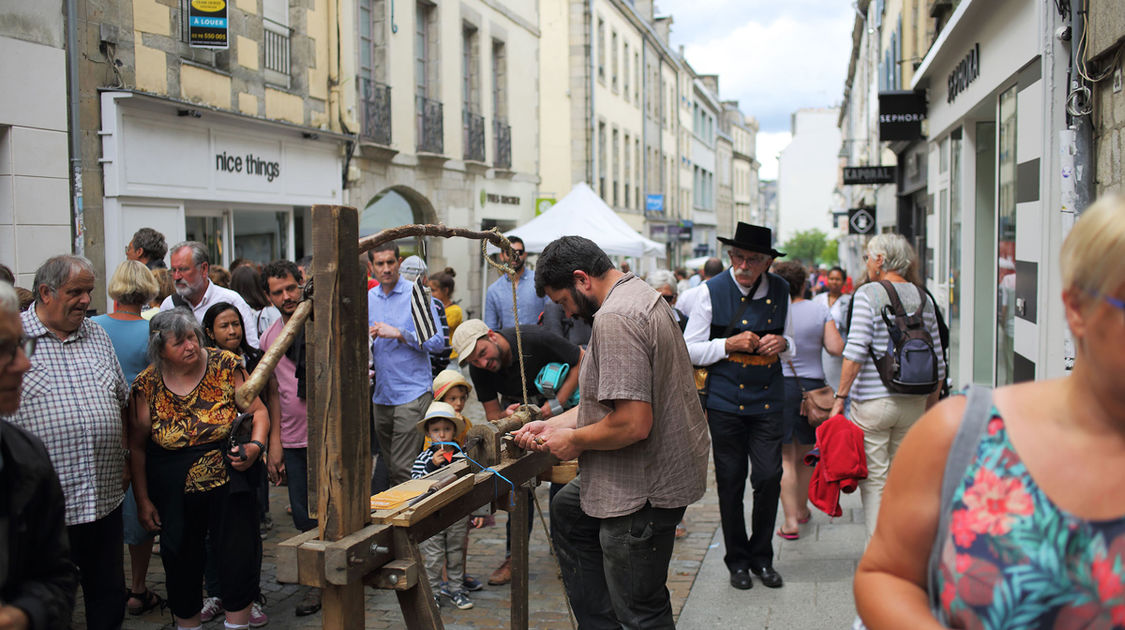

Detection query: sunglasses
(510, 249), (527, 257)
(660, 294), (675, 303)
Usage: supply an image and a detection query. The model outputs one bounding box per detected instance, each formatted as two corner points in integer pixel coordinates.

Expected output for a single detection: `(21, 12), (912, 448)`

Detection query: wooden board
(388, 474), (476, 527)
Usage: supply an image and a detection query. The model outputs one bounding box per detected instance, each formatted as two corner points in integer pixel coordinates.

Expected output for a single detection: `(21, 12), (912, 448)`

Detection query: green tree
(779, 228), (837, 265)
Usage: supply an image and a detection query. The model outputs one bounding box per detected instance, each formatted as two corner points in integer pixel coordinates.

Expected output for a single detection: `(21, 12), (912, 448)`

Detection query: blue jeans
(283, 447), (317, 532)
(551, 477), (684, 630)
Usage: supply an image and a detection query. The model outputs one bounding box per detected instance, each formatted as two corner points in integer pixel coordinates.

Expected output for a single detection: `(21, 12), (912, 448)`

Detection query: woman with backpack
(854, 196), (1125, 628)
(829, 234), (945, 540)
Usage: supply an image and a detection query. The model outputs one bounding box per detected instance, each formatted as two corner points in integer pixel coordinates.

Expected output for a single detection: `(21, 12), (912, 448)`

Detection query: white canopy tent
(487, 182), (664, 258)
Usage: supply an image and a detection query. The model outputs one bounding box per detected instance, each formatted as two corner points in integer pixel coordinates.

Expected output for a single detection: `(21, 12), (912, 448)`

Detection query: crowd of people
(2, 198), (1124, 629)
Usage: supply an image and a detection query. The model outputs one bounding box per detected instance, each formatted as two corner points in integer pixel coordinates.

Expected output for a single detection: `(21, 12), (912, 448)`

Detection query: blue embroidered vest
(706, 271), (789, 415)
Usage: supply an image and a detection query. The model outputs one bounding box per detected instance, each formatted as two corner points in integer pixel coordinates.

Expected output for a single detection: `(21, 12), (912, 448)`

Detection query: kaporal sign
(947, 43), (981, 104)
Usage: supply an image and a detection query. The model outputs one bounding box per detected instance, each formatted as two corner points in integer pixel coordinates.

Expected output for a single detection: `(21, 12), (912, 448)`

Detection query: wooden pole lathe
(310, 204), (371, 626)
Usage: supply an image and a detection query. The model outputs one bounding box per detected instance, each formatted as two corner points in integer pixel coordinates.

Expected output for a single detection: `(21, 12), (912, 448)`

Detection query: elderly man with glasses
(684, 222), (796, 591)
(3, 256), (131, 629)
(484, 236), (550, 331)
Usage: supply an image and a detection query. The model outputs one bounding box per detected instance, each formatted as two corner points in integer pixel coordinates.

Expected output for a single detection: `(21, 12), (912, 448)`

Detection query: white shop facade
(911, 0), (1071, 388)
(99, 90), (348, 281)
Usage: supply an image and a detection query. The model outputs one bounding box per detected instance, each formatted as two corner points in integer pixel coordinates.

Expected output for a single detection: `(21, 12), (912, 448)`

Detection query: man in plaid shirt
(3, 255), (129, 630)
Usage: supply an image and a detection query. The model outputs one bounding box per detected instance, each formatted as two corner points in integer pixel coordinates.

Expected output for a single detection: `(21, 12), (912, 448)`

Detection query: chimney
(634, 0), (655, 21)
(653, 15), (673, 43)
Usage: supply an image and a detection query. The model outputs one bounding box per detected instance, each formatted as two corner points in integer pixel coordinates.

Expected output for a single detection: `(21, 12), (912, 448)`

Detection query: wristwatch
(833, 393), (849, 400)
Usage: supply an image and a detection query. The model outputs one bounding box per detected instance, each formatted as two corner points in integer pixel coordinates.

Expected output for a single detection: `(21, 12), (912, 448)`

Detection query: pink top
(260, 318), (308, 448)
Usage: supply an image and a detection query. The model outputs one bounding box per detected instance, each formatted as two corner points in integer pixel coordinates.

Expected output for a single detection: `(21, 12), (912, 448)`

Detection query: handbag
(785, 358), (835, 427)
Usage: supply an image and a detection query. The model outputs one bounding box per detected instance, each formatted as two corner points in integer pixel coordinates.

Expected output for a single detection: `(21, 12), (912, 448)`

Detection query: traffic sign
(849, 208), (875, 235)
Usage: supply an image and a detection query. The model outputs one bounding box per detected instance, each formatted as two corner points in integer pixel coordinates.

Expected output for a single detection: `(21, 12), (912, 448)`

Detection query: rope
(481, 236), (530, 407)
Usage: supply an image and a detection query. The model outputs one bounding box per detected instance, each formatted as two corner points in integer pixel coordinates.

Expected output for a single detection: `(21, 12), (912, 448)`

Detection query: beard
(570, 286), (599, 326)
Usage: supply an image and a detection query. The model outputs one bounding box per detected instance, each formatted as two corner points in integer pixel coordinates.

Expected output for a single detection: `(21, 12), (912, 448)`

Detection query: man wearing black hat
(684, 222), (794, 590)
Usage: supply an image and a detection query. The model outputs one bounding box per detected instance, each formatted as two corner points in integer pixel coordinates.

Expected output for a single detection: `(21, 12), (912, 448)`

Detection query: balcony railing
(416, 95), (444, 154)
(360, 78), (391, 146)
(263, 18), (291, 88)
(463, 110), (486, 162)
(493, 119), (511, 169)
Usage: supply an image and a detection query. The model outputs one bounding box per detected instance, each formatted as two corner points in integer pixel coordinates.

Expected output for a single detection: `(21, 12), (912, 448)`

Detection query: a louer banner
(189, 0), (229, 49)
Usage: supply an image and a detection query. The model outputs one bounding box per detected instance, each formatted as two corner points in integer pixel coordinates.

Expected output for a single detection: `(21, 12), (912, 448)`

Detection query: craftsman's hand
(138, 497), (162, 532)
(369, 323), (404, 341)
(0, 605), (30, 630)
(470, 516), (486, 529)
(830, 397), (846, 418)
(512, 420), (551, 451)
(543, 427), (581, 461)
(724, 331), (760, 354)
(503, 403), (521, 417)
(539, 402), (554, 419)
(757, 334), (787, 358)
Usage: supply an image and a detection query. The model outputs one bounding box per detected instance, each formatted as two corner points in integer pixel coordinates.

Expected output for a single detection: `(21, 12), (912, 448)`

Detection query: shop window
(948, 128), (963, 388)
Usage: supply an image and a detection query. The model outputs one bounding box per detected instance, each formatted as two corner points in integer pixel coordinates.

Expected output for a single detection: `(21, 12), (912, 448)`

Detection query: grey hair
(147, 308), (207, 371)
(33, 255), (95, 305)
(646, 269), (678, 295)
(170, 241), (210, 267)
(0, 282), (18, 314)
(866, 233), (917, 276)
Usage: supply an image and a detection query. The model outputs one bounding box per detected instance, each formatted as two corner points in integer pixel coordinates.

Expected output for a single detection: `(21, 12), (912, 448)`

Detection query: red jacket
(806, 414), (867, 517)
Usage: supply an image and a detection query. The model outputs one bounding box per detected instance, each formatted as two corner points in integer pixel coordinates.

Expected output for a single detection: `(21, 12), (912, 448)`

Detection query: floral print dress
(133, 349), (242, 493)
(937, 408), (1125, 629)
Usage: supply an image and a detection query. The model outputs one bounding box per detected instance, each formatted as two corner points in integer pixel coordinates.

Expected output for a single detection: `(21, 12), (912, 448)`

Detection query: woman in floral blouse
(128, 308), (269, 630)
(854, 196), (1125, 629)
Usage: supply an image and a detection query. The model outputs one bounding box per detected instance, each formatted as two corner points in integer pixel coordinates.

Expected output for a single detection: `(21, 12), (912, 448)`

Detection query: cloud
(658, 1), (853, 134)
(756, 131), (792, 180)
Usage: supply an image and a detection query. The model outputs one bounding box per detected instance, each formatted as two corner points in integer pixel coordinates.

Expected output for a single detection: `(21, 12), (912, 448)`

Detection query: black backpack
(869, 280), (941, 395)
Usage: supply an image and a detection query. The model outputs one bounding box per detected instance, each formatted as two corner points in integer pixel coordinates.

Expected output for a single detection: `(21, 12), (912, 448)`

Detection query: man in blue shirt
(484, 236), (549, 330)
(368, 242), (445, 486)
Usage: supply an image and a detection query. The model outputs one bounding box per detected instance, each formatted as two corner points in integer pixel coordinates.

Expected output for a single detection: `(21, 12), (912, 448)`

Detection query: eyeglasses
(729, 252), (770, 268)
(510, 249), (527, 257)
(660, 293), (675, 303)
(0, 335), (35, 369)
(1088, 289), (1125, 313)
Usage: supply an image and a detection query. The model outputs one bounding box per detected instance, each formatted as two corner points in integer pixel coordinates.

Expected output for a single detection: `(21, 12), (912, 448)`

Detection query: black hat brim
(717, 236), (785, 258)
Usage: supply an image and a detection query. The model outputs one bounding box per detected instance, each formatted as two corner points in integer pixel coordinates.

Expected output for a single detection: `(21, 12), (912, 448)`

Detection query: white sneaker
(249, 600), (268, 627)
(199, 596), (224, 622)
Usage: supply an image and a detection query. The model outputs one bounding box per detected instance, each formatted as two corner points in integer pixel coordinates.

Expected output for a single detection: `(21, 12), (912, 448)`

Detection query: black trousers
(159, 484), (261, 619)
(67, 504), (126, 630)
(551, 478), (684, 629)
(707, 408), (784, 571)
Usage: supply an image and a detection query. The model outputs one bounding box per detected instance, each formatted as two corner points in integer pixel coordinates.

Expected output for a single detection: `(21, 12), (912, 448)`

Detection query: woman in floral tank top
(854, 196), (1125, 629)
(128, 308), (270, 629)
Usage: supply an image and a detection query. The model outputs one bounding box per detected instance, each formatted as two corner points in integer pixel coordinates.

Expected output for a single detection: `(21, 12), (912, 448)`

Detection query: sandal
(126, 589), (165, 616)
(797, 513), (812, 525)
(776, 528), (800, 541)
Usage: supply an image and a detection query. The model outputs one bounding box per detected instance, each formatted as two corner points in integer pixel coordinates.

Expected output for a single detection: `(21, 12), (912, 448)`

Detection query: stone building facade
(74, 0), (351, 310)
(349, 0), (540, 317)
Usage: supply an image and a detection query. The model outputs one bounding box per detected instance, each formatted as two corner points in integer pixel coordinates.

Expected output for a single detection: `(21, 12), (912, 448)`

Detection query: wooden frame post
(510, 483), (530, 629)
(311, 204), (372, 627)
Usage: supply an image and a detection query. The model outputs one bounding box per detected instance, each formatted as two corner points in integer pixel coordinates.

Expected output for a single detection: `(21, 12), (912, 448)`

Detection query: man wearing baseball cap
(450, 318), (582, 585)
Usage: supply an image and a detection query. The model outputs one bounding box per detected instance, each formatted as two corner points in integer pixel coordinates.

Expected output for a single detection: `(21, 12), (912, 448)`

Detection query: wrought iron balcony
(463, 110), (486, 162)
(493, 119), (511, 169)
(416, 95), (444, 155)
(360, 78), (391, 146)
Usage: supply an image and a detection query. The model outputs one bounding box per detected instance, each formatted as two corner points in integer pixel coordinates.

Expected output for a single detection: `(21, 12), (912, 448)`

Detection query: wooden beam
(510, 482), (530, 630)
(391, 528), (444, 629)
(406, 451), (554, 543)
(311, 204), (371, 627)
(276, 529), (320, 584)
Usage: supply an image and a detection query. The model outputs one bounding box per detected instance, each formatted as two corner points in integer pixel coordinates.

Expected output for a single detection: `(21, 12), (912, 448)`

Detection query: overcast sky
(655, 0), (854, 179)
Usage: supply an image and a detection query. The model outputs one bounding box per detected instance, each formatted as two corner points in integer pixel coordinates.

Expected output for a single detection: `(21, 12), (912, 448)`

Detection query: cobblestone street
(85, 459), (722, 629)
